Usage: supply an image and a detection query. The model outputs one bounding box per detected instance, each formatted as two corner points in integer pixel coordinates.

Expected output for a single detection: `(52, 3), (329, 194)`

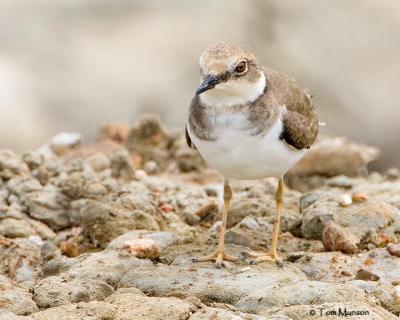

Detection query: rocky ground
(0, 114), (399, 320)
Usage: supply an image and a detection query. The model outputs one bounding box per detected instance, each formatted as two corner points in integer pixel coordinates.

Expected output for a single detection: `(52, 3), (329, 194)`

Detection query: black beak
(195, 74), (222, 95)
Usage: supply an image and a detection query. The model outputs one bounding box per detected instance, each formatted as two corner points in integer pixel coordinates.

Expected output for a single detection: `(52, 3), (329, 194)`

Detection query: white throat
(199, 72), (266, 108)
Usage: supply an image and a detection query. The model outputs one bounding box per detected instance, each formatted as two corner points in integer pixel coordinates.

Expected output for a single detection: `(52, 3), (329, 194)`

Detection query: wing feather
(265, 68), (319, 149)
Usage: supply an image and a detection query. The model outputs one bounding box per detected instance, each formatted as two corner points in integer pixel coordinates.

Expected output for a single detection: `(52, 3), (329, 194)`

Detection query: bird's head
(196, 42), (266, 107)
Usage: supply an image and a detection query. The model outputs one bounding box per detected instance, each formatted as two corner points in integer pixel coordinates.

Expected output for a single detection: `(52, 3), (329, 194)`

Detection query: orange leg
(193, 178), (238, 268)
(249, 177), (284, 267)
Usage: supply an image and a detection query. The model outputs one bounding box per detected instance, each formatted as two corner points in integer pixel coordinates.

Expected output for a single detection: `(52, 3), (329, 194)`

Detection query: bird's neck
(199, 72), (266, 108)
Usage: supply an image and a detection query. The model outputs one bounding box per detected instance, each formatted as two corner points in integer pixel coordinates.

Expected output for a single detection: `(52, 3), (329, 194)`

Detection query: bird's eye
(234, 60), (248, 74)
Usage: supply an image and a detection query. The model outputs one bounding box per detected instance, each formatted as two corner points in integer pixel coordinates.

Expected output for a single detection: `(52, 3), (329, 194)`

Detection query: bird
(186, 42), (319, 268)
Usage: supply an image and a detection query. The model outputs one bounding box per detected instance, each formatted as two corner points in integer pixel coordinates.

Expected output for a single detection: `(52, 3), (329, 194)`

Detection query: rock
(105, 288), (197, 320)
(270, 302), (396, 320)
(346, 280), (400, 316)
(355, 269), (380, 281)
(239, 216), (260, 230)
(0, 215), (55, 239)
(237, 281), (377, 316)
(107, 231), (179, 252)
(322, 221), (359, 253)
(85, 152), (111, 172)
(354, 249), (400, 285)
(39, 241), (78, 276)
(0, 218), (36, 238)
(48, 132), (82, 156)
(387, 243), (400, 257)
(299, 192), (320, 213)
(301, 196), (400, 242)
(1, 236), (43, 284)
(143, 160), (159, 174)
(296, 249), (400, 289)
(24, 188), (71, 230)
(77, 199), (159, 248)
(97, 123), (131, 144)
(352, 192), (368, 203)
(108, 149), (136, 180)
(66, 250), (152, 288)
(228, 197), (301, 233)
(190, 307), (274, 319)
(0, 150), (30, 180)
(385, 167), (400, 180)
(338, 194), (352, 207)
(0, 288), (38, 315)
(119, 263), (307, 306)
(59, 241), (79, 258)
(120, 238), (161, 259)
(33, 276), (114, 308)
(327, 175), (354, 188)
(21, 301), (117, 320)
(287, 136), (380, 178)
(350, 179), (400, 210)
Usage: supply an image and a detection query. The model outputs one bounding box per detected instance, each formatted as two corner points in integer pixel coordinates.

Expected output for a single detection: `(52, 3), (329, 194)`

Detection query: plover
(186, 42), (318, 268)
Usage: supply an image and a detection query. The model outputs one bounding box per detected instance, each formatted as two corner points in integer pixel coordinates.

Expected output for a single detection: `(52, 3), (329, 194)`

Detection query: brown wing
(265, 68), (319, 150)
(185, 124), (196, 150)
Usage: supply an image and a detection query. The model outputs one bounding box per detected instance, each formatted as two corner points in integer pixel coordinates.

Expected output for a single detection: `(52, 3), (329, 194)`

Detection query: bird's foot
(246, 250), (283, 267)
(192, 248), (238, 269)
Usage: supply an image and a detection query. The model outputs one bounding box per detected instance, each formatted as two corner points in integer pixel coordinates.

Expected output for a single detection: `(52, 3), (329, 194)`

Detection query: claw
(247, 250), (283, 267)
(193, 248), (238, 268)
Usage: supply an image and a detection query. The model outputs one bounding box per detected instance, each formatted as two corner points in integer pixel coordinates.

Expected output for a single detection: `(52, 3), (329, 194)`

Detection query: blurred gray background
(0, 0), (399, 169)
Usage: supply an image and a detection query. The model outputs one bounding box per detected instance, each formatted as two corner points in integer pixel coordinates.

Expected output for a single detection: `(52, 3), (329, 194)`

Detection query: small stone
(225, 230), (251, 246)
(338, 194), (352, 207)
(49, 132), (82, 156)
(60, 241), (80, 258)
(385, 167), (400, 180)
(239, 216), (260, 230)
(387, 243), (400, 257)
(391, 280), (400, 286)
(352, 192), (368, 203)
(210, 221), (222, 236)
(143, 160), (159, 174)
(327, 175), (353, 188)
(322, 221), (359, 253)
(134, 169), (147, 180)
(363, 257), (375, 266)
(194, 202), (218, 219)
(299, 192), (320, 213)
(392, 286), (400, 304)
(86, 152), (111, 172)
(159, 203), (175, 213)
(355, 268), (380, 281)
(97, 123), (131, 143)
(188, 265), (197, 272)
(341, 270), (354, 277)
(120, 238), (160, 259)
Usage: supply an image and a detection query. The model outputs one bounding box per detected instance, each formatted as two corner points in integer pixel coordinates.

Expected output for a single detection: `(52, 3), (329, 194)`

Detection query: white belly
(188, 117), (306, 180)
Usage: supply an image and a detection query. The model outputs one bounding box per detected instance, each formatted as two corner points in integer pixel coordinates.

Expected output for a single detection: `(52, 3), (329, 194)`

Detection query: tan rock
(322, 221), (359, 253)
(120, 238), (160, 259)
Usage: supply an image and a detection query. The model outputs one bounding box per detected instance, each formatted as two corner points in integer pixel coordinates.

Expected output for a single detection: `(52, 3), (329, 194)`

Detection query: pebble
(327, 175), (353, 188)
(299, 192), (320, 213)
(239, 216), (260, 230)
(385, 167), (400, 180)
(120, 238), (160, 259)
(322, 221), (358, 253)
(351, 192), (368, 203)
(143, 160), (159, 174)
(387, 243), (400, 257)
(393, 286), (400, 304)
(338, 194), (352, 207)
(355, 269), (380, 281)
(134, 169), (147, 180)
